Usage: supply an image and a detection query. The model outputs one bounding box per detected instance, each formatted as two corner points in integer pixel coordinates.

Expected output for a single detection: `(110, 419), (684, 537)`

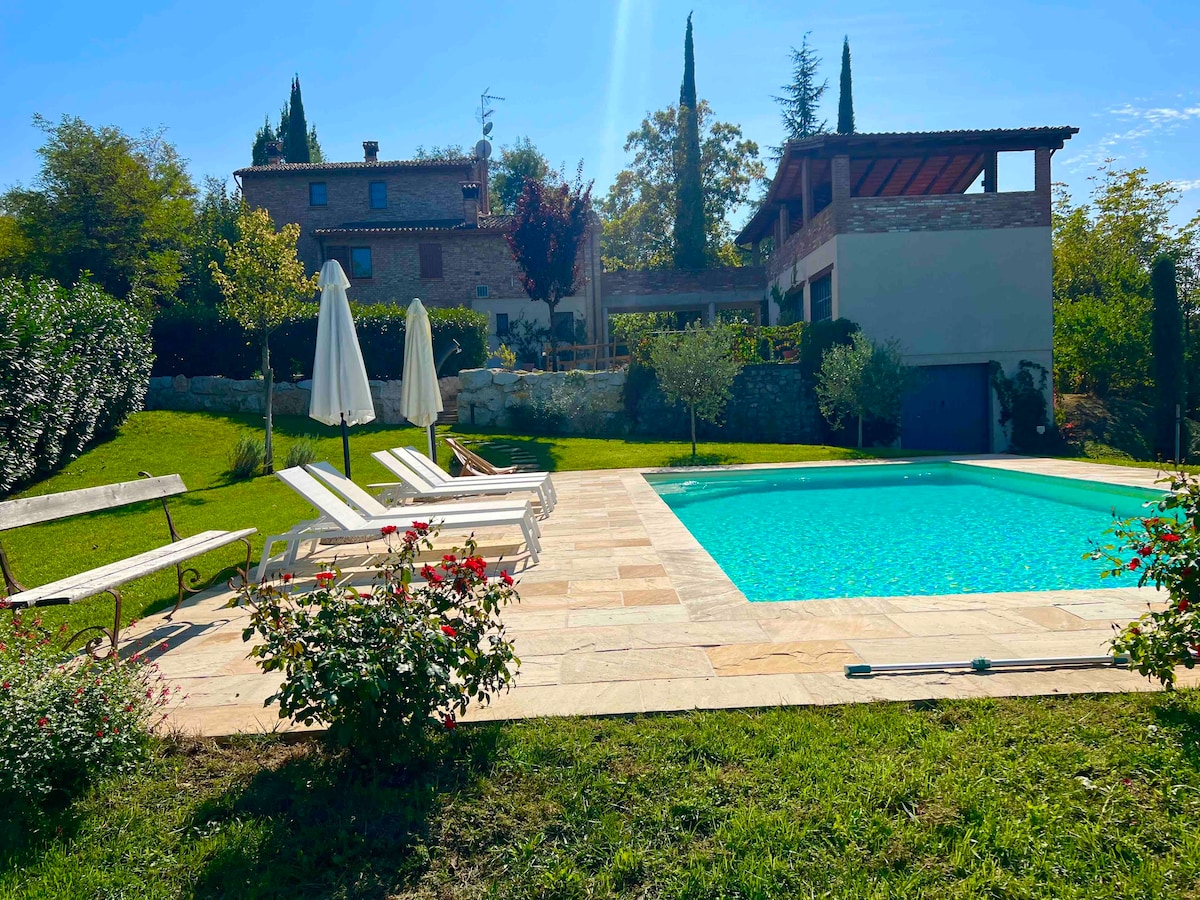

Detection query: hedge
(152, 304), (489, 380)
(0, 278), (153, 494)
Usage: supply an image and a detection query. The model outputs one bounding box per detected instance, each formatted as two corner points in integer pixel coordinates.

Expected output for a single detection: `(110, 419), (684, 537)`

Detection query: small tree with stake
(506, 178), (593, 371)
(650, 323), (743, 460)
(211, 207), (317, 474)
(816, 332), (909, 448)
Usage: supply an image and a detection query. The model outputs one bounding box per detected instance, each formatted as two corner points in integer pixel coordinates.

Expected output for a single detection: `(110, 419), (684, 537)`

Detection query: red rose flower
(315, 571), (336, 585)
(1161, 533), (1182, 543)
(281, 572), (293, 583)
(1138, 545), (1154, 557)
(412, 521), (430, 532)
(1183, 567), (1197, 578)
(37, 717), (48, 728)
(443, 715), (456, 730)
(1128, 558), (1141, 571)
(1180, 598), (1190, 612)
(380, 525), (398, 536)
(404, 530), (418, 543)
(441, 624), (457, 637)
(420, 564), (437, 579)
(1131, 626), (1141, 635)
(359, 591), (372, 600)
(500, 570), (514, 586)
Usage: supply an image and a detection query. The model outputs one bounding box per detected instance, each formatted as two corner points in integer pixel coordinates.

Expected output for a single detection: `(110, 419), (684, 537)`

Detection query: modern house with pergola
(737, 126), (1078, 453)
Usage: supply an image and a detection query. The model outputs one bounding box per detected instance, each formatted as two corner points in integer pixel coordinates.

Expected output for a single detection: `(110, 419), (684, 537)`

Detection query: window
(309, 182), (327, 206)
(369, 181), (387, 209)
(325, 245), (352, 275)
(553, 311), (575, 342)
(350, 247), (372, 279)
(810, 274), (832, 322)
(475, 284), (490, 299)
(419, 243), (443, 279)
(496, 313), (510, 336)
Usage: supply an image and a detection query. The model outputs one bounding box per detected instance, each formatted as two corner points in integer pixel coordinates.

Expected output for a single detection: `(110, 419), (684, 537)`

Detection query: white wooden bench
(0, 472), (255, 656)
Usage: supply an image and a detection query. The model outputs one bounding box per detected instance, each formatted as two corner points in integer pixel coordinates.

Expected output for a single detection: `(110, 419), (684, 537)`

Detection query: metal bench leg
(63, 588), (121, 659)
(0, 540), (25, 595)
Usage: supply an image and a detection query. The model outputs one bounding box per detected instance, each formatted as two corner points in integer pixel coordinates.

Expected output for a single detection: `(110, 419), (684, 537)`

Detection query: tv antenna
(476, 88), (504, 138)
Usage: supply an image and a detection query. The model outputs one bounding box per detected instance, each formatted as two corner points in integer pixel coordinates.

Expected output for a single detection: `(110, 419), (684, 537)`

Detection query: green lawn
(0, 411), (889, 637)
(6, 692), (1200, 898)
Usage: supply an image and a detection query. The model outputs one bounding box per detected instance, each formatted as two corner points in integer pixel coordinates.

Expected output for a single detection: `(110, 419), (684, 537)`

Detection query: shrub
(228, 433), (265, 479)
(991, 361), (1051, 453)
(798, 317), (859, 379)
(496, 344), (518, 370)
(284, 436), (318, 468)
(0, 277), (152, 493)
(151, 304), (488, 379)
(1101, 473), (1200, 686)
(0, 609), (171, 821)
(506, 373), (594, 435)
(233, 523), (520, 756)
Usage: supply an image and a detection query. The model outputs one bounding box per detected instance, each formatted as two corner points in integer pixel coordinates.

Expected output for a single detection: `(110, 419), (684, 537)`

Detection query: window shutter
(419, 243), (443, 279)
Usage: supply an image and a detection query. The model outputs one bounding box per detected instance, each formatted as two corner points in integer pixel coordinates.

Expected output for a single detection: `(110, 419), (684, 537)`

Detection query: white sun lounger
(256, 466), (540, 578)
(305, 462), (540, 539)
(380, 447), (557, 511)
(369, 450), (555, 513)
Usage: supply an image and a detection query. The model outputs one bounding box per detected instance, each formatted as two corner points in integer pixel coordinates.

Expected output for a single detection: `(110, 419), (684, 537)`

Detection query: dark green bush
(151, 303), (488, 379)
(0, 278), (152, 494)
(797, 317), (859, 378)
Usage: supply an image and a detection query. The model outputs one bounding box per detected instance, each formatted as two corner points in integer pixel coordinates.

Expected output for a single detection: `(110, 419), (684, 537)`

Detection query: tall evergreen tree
(673, 13), (707, 271)
(283, 76), (311, 164)
(251, 118), (277, 166)
(773, 33), (828, 151)
(837, 36), (855, 134)
(1151, 254), (1188, 459)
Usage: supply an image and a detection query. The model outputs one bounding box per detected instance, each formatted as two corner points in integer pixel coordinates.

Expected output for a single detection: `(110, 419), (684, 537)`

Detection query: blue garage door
(901, 364), (991, 453)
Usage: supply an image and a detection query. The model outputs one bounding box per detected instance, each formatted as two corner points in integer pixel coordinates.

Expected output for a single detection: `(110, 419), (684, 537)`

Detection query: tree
(1052, 164), (1199, 395)
(210, 207), (317, 473)
(413, 144), (468, 161)
(489, 137), (558, 214)
(506, 179), (593, 370)
(773, 33), (828, 151)
(601, 102), (764, 270)
(649, 324), (744, 459)
(0, 115), (195, 305)
(176, 177), (243, 309)
(837, 36), (855, 135)
(674, 13), (706, 270)
(251, 118), (277, 166)
(1152, 255), (1187, 459)
(282, 76), (311, 164)
(816, 332), (909, 448)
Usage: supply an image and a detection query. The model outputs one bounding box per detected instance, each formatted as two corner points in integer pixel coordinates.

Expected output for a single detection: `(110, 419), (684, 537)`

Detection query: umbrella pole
(341, 413), (351, 478)
(427, 424), (437, 463)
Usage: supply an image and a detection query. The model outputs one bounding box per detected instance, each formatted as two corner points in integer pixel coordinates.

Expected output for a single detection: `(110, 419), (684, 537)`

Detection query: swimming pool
(646, 463), (1162, 601)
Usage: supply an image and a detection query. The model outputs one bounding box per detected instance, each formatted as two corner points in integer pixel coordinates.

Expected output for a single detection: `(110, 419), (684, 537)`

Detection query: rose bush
(1096, 472), (1200, 686)
(233, 522), (520, 755)
(0, 605), (175, 821)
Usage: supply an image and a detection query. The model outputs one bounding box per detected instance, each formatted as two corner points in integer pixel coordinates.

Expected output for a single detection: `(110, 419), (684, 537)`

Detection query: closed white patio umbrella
(310, 260), (376, 476)
(402, 298), (443, 459)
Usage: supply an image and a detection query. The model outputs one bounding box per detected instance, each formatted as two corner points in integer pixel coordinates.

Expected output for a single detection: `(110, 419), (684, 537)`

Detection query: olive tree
(816, 331), (910, 448)
(649, 323), (743, 459)
(210, 207), (316, 473)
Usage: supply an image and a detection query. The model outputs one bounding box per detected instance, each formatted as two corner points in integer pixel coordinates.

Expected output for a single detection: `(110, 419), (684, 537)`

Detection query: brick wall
(601, 266), (766, 298)
(843, 192), (1048, 233)
(767, 207), (837, 281)
(241, 165), (474, 272)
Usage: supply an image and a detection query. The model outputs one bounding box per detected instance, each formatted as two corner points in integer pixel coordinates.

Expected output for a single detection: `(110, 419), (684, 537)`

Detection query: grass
(6, 692), (1200, 898)
(0, 411), (892, 638)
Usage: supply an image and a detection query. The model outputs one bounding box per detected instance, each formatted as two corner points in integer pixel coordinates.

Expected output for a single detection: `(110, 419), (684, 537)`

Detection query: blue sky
(1, 0), (1198, 226)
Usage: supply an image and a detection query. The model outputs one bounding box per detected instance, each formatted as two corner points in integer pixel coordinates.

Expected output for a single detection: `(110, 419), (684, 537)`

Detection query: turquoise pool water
(646, 464), (1162, 601)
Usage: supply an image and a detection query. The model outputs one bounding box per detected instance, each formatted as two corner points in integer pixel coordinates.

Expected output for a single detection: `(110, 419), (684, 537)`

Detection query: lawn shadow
(189, 725), (506, 899)
(1152, 699), (1200, 765)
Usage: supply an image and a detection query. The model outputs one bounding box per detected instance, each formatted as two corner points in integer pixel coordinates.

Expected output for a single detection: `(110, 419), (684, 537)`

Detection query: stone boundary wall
(456, 366), (820, 443)
(144, 375), (460, 424)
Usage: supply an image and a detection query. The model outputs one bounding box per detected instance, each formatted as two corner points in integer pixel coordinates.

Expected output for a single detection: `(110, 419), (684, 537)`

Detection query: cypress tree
(837, 36), (855, 134)
(1151, 254), (1188, 459)
(251, 118), (276, 165)
(284, 76), (311, 164)
(673, 13), (707, 271)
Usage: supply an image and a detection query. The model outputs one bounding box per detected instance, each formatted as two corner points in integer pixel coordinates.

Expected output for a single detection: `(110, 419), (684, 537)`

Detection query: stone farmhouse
(235, 141), (603, 351)
(237, 125), (1076, 454)
(738, 126), (1078, 453)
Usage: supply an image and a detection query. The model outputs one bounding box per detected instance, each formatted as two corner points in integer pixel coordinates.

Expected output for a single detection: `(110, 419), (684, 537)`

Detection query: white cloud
(1171, 179), (1200, 192)
(1062, 98), (1200, 175)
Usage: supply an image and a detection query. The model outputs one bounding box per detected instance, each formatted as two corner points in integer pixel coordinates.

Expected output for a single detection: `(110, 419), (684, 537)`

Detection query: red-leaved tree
(506, 178), (593, 370)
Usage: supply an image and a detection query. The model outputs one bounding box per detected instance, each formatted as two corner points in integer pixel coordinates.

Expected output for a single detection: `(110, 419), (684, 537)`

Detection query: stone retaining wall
(456, 365), (820, 442)
(144, 375), (460, 424)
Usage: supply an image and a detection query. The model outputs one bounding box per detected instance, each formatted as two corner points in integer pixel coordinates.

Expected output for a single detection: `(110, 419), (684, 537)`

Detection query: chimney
(363, 140), (379, 163)
(461, 182), (481, 226)
(265, 141), (284, 166)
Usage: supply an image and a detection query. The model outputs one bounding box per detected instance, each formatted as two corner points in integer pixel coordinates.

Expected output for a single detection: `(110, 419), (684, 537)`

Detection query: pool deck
(143, 456), (1198, 738)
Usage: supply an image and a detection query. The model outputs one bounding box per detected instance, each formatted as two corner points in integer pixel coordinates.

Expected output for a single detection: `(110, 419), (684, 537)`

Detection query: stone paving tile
(990, 629), (1116, 658)
(1009, 606), (1099, 631)
(886, 609), (1045, 637)
(848, 635), (1013, 664)
(619, 564), (668, 579)
(622, 589), (681, 607)
(639, 674), (817, 712)
(568, 605), (691, 628)
(705, 641), (861, 675)
(760, 615), (908, 642)
(560, 648), (714, 684)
